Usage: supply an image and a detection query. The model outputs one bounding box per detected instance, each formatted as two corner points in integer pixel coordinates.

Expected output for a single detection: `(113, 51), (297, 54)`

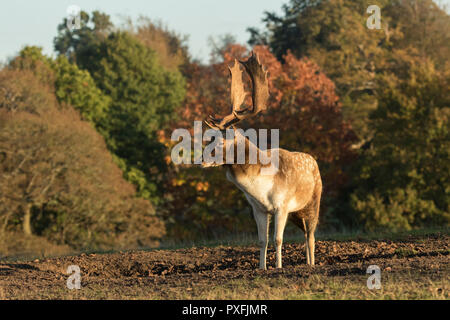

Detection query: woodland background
(0, 0), (448, 255)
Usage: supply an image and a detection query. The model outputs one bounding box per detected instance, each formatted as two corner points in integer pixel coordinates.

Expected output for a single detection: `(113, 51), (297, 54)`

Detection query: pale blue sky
(1, 0), (449, 64)
(0, 0), (284, 63)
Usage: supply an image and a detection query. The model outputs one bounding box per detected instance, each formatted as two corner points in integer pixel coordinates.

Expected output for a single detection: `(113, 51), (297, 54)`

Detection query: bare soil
(0, 233), (448, 299)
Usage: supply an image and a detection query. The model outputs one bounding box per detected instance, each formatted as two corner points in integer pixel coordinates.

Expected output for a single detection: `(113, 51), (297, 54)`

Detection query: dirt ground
(0, 232), (448, 299)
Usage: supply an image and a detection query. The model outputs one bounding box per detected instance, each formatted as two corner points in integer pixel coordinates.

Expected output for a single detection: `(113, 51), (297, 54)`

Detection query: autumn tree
(0, 69), (164, 249)
(384, 0), (450, 69)
(9, 46), (55, 87)
(124, 17), (189, 72)
(10, 46), (111, 128)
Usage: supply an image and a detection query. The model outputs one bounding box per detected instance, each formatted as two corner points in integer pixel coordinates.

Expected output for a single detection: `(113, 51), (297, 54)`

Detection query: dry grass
(4, 271), (447, 300)
(177, 273), (448, 300)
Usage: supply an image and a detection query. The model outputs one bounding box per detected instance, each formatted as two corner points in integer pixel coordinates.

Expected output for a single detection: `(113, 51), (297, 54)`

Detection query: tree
(9, 46), (55, 87)
(248, 0), (450, 146)
(208, 34), (238, 64)
(84, 31), (186, 202)
(54, 12), (188, 203)
(351, 57), (450, 230)
(124, 17), (189, 71)
(249, 0), (388, 141)
(54, 9), (189, 203)
(0, 68), (165, 249)
(10, 46), (111, 131)
(52, 55), (111, 126)
(384, 0), (450, 69)
(54, 10), (113, 71)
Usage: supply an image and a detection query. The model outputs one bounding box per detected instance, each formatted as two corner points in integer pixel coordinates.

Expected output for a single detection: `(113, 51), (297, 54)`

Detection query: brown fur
(205, 131), (322, 269)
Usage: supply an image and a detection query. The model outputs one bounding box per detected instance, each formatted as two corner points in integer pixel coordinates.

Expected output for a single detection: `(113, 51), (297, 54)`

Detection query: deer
(202, 51), (322, 270)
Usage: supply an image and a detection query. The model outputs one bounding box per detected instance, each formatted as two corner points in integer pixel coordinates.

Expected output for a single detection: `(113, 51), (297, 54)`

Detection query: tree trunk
(23, 204), (32, 235)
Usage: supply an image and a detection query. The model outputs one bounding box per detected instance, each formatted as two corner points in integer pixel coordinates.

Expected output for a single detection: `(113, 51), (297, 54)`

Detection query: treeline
(0, 0), (448, 252)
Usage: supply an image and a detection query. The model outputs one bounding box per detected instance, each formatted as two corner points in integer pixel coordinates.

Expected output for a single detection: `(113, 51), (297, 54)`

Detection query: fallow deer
(203, 52), (322, 269)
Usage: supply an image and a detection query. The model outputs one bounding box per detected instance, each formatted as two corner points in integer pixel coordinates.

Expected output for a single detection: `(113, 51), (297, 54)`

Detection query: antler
(206, 51), (269, 130)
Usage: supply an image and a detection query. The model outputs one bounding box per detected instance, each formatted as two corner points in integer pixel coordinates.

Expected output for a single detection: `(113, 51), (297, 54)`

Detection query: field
(0, 229), (448, 300)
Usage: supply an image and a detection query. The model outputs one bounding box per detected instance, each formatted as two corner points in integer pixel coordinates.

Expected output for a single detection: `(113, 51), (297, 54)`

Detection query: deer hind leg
(306, 191), (320, 266)
(307, 221), (317, 266)
(252, 209), (270, 270)
(289, 213), (310, 265)
(274, 210), (289, 268)
(296, 204), (319, 266)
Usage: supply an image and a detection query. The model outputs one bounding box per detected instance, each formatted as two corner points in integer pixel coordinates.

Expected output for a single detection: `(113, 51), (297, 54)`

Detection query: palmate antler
(205, 51), (269, 130)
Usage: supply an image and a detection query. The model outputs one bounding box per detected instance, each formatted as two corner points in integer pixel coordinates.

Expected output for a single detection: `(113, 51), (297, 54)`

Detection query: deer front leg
(274, 211), (289, 268)
(253, 209), (269, 270)
(304, 233), (311, 265)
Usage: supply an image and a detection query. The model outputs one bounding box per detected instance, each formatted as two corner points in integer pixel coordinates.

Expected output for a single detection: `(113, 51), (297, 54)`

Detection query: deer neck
(225, 134), (265, 181)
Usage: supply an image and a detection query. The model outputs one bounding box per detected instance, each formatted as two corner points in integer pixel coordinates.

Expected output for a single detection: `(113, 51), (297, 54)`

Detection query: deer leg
(253, 209), (269, 270)
(308, 230), (315, 266)
(307, 217), (318, 266)
(311, 183), (322, 266)
(304, 232), (311, 265)
(302, 218), (311, 265)
(274, 211), (289, 268)
(307, 190), (320, 266)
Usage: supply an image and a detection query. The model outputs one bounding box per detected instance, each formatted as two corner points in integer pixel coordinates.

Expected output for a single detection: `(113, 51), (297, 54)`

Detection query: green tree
(249, 0), (389, 143)
(351, 57), (450, 230)
(54, 12), (187, 203)
(87, 31), (186, 202)
(52, 55), (111, 126)
(54, 10), (113, 71)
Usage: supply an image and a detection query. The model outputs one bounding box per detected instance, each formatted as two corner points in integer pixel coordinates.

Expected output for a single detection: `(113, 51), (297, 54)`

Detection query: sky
(0, 0), (284, 64)
(1, 0), (449, 64)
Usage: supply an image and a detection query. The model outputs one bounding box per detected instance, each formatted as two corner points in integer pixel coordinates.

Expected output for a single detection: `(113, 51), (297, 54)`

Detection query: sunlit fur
(203, 130), (322, 269)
